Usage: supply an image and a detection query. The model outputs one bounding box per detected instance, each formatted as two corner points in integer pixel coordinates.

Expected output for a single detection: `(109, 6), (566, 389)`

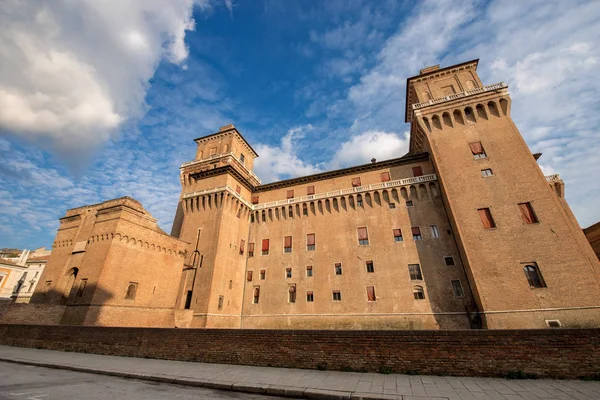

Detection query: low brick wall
(0, 324), (598, 379)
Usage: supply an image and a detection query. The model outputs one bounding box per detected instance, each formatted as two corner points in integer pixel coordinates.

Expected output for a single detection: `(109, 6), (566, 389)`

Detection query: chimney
(220, 124), (235, 131)
(371, 158), (377, 163)
(420, 65), (440, 75)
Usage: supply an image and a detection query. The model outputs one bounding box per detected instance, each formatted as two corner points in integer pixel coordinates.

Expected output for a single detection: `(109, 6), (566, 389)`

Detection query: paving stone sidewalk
(1, 345), (599, 400)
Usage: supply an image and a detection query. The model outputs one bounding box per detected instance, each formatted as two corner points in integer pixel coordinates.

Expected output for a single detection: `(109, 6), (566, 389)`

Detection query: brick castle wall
(1, 324), (598, 379)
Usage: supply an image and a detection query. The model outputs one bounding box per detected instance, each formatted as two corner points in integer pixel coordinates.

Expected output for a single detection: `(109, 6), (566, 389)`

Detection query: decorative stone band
(183, 173), (438, 212)
(545, 174), (561, 182)
(412, 82), (508, 110)
(180, 152), (262, 184)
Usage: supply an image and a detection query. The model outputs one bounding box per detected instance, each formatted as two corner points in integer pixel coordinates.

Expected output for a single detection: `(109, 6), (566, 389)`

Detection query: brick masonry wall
(1, 324), (599, 379)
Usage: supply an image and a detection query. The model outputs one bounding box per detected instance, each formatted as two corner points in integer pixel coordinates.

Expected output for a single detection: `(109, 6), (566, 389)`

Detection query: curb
(0, 357), (447, 400)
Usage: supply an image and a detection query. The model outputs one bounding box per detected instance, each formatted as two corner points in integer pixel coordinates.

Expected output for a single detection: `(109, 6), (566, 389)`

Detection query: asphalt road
(0, 361), (296, 400)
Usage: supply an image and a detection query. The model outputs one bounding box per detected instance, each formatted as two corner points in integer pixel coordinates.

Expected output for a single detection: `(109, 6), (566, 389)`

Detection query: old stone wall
(0, 304), (65, 325)
(1, 324), (598, 379)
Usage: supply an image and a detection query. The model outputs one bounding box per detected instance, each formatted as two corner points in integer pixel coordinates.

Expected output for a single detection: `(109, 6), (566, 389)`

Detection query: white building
(0, 247), (50, 303)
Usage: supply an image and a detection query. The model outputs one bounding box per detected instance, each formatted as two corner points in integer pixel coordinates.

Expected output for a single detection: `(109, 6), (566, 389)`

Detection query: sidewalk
(1, 345), (599, 400)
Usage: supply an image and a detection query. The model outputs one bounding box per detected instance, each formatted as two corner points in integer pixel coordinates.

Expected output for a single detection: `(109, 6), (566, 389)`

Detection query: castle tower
(173, 124), (260, 328)
(405, 60), (600, 328)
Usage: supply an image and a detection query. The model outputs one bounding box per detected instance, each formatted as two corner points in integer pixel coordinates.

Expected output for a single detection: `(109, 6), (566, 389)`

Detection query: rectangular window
(444, 256), (455, 266)
(307, 291), (314, 302)
(253, 286), (260, 304)
(260, 270), (266, 280)
(76, 279), (87, 298)
(357, 227), (369, 245)
(303, 204), (308, 216)
(393, 229), (403, 242)
(306, 265), (313, 277)
(261, 239), (270, 255)
(451, 280), (465, 297)
(357, 196), (363, 207)
(248, 243), (255, 257)
(366, 286), (376, 301)
(287, 189), (294, 199)
(284, 236), (292, 253)
(380, 172), (391, 182)
(288, 207), (293, 218)
(307, 186), (315, 195)
(412, 227), (422, 240)
(218, 295), (224, 310)
(240, 153), (245, 164)
(286, 268), (292, 278)
(366, 261), (374, 273)
(251, 195), (259, 204)
(261, 211), (266, 222)
(518, 202), (539, 224)
(247, 271), (253, 282)
(481, 168), (493, 177)
(332, 290), (342, 301)
(413, 286), (425, 300)
(408, 264), (423, 281)
(470, 141), (487, 159)
(406, 200), (414, 207)
(236, 185), (241, 194)
(307, 233), (316, 251)
(524, 263), (546, 288)
(335, 263), (343, 275)
(430, 225), (440, 238)
(351, 177), (361, 187)
(478, 208), (496, 229)
(412, 166), (423, 177)
(239, 239), (245, 255)
(288, 285), (296, 303)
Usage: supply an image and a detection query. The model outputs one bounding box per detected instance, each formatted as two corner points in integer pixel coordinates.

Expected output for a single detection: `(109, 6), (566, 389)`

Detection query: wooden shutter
(519, 203), (537, 224)
(411, 227), (421, 236)
(247, 271), (253, 281)
(367, 286), (376, 301)
(393, 229), (402, 237)
(289, 285), (296, 293)
(236, 185), (241, 194)
(478, 208), (495, 229)
(412, 166), (423, 177)
(380, 172), (390, 182)
(307, 186), (315, 195)
(306, 265), (313, 271)
(469, 142), (484, 155)
(306, 233), (315, 246)
(284, 236), (292, 248)
(307, 291), (313, 295)
(357, 227), (368, 240)
(254, 287), (260, 297)
(248, 243), (254, 253)
(251, 195), (259, 204)
(240, 239), (245, 252)
(287, 190), (294, 199)
(351, 177), (361, 187)
(261, 239), (269, 251)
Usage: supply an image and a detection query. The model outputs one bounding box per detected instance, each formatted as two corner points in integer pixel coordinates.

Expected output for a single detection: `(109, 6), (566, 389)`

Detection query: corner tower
(172, 124), (260, 328)
(405, 61), (600, 328)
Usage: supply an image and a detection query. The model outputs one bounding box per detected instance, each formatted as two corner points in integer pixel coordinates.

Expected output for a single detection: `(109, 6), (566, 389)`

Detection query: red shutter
(240, 239), (245, 252)
(307, 290), (313, 295)
(307, 233), (315, 246)
(307, 186), (315, 195)
(469, 142), (484, 155)
(380, 172), (391, 182)
(519, 203), (537, 224)
(254, 287), (260, 296)
(367, 286), (376, 301)
(306, 265), (313, 271)
(411, 227), (421, 236)
(393, 229), (402, 237)
(251, 195), (259, 204)
(248, 243), (254, 253)
(412, 166), (423, 177)
(352, 177), (361, 187)
(357, 227), (368, 240)
(247, 271), (253, 281)
(289, 285), (296, 293)
(478, 208), (495, 229)
(284, 236), (292, 248)
(287, 190), (294, 199)
(261, 239), (269, 251)
(236, 185), (241, 194)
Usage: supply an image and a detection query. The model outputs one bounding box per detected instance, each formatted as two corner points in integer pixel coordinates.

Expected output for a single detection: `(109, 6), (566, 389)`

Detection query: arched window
(465, 107), (476, 123)
(523, 264), (546, 288)
(413, 286), (425, 300)
(357, 194), (363, 207)
(125, 282), (138, 300)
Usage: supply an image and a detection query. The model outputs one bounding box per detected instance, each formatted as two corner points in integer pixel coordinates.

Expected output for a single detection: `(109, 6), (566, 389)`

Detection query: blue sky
(1, 0), (599, 250)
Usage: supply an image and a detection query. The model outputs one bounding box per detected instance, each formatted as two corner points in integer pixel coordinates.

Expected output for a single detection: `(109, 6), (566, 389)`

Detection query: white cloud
(0, 0), (200, 168)
(330, 131), (410, 169)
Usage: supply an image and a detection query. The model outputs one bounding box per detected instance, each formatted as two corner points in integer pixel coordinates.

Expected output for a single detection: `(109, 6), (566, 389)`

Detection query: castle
(14, 59), (600, 330)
